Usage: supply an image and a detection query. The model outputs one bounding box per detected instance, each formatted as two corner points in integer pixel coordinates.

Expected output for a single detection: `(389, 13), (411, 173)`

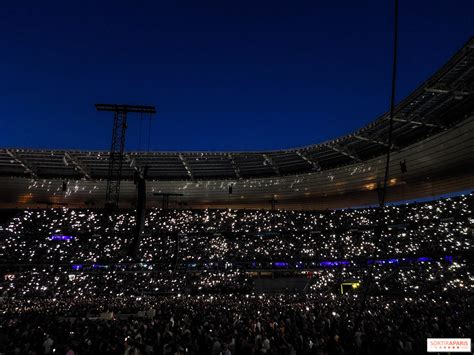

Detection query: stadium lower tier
(0, 262), (472, 355)
(2, 260), (471, 297)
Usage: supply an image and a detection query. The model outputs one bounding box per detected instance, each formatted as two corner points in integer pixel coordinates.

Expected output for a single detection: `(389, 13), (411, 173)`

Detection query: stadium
(0, 3), (473, 355)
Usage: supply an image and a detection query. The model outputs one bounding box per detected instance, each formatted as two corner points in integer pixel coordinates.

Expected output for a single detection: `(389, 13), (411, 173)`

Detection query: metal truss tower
(96, 104), (156, 210)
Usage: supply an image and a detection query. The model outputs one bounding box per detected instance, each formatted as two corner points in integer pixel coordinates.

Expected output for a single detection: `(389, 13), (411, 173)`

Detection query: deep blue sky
(0, 0), (472, 151)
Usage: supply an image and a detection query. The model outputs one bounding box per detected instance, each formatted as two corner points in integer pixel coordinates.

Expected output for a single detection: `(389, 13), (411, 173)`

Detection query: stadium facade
(0, 38), (473, 209)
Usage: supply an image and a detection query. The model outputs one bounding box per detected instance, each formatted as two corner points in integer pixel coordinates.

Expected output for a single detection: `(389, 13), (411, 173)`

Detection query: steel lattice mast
(95, 104), (156, 210)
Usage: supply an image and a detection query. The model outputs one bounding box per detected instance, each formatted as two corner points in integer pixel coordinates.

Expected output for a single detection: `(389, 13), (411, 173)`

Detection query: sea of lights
(1, 194), (471, 266)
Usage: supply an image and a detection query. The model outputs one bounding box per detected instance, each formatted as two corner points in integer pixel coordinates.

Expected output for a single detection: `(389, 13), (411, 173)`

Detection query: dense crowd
(1, 259), (470, 299)
(0, 194), (472, 354)
(0, 194), (471, 265)
(1, 289), (472, 354)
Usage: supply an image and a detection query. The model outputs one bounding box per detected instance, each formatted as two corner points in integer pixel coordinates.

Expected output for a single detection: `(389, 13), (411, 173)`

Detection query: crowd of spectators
(1, 289), (472, 354)
(0, 194), (471, 265)
(0, 194), (472, 354)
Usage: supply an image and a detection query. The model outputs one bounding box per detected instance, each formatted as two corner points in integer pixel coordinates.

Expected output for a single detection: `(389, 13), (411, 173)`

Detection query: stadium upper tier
(0, 38), (473, 208)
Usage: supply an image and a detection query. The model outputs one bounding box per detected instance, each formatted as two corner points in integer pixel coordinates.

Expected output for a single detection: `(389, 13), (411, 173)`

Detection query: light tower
(95, 104), (156, 210)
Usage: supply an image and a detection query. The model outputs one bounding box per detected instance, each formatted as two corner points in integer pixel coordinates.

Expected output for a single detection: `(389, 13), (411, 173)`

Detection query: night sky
(0, 1), (472, 152)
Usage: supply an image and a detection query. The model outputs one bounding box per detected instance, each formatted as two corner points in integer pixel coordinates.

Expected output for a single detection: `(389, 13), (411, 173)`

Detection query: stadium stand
(0, 194), (472, 354)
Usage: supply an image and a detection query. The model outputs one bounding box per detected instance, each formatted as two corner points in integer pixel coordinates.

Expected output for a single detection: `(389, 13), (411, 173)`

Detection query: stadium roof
(0, 38), (472, 209)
